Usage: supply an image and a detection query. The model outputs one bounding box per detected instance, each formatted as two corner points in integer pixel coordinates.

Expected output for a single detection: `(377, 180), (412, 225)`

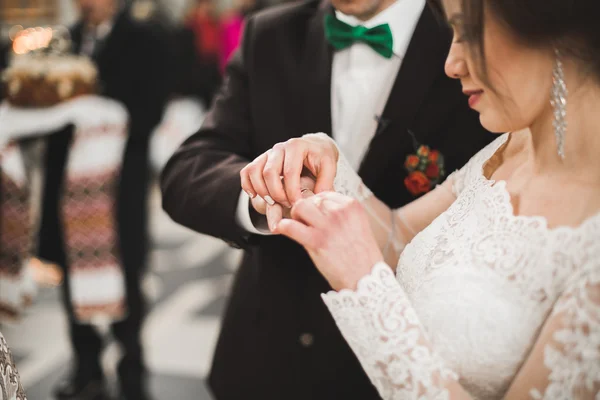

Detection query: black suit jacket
(38, 9), (171, 275)
(161, 1), (495, 399)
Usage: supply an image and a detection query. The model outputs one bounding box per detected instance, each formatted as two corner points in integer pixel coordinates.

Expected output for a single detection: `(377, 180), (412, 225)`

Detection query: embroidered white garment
(0, 331), (27, 400)
(323, 134), (600, 399)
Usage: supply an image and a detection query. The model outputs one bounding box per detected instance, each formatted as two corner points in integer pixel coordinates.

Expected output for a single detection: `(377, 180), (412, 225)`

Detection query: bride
(240, 0), (600, 398)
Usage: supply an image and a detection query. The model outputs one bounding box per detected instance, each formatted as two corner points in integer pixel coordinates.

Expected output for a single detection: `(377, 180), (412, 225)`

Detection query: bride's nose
(445, 43), (468, 79)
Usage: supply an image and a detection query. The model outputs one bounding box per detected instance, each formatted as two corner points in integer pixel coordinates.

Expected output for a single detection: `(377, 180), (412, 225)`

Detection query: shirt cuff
(235, 190), (273, 235)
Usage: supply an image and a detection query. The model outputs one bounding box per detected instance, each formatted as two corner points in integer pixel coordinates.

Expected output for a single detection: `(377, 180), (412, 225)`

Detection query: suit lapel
(300, 0), (334, 136)
(358, 5), (450, 182)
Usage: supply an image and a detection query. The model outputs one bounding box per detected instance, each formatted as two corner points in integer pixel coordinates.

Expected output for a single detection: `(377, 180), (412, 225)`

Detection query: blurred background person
(0, 0), (281, 398)
(171, 23), (222, 107)
(0, 330), (28, 400)
(34, 0), (172, 399)
(184, 0), (222, 103)
(218, 0), (263, 73)
(0, 39), (10, 103)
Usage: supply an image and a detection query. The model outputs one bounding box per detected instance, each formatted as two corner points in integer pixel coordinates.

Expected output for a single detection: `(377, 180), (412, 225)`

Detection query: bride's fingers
(266, 203), (283, 232)
(290, 197), (327, 228)
(275, 219), (320, 249)
(250, 151), (275, 204)
(314, 156), (337, 194)
(282, 146), (307, 205)
(241, 153), (268, 200)
(314, 191), (354, 212)
(263, 145), (289, 207)
(317, 191), (351, 204)
(299, 175), (316, 194)
(301, 187), (315, 198)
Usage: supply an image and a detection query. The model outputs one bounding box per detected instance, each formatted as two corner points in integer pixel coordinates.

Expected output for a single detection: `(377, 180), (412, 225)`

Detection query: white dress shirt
(236, 0), (426, 234)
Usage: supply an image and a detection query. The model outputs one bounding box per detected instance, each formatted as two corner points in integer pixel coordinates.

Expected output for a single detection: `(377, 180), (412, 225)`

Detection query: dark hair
(429, 0), (600, 83)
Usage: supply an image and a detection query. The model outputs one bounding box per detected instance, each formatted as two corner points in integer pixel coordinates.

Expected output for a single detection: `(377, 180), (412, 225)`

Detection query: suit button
(299, 333), (314, 347)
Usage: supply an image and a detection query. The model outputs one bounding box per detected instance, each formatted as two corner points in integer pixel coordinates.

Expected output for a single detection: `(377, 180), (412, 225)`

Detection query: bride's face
(442, 0), (555, 133)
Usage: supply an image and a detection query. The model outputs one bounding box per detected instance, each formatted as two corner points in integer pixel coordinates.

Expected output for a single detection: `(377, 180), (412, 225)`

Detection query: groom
(161, 0), (494, 398)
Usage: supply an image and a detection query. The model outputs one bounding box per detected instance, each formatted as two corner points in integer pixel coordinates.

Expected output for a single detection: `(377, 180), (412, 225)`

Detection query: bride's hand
(250, 175), (316, 231)
(274, 191), (384, 291)
(240, 134), (339, 208)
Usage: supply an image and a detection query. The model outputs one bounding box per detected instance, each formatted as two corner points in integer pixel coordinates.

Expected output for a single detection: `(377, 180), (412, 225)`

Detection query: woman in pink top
(219, 0), (262, 73)
(220, 13), (244, 73)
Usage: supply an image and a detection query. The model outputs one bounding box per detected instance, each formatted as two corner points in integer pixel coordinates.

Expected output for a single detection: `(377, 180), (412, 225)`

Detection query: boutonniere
(404, 130), (445, 196)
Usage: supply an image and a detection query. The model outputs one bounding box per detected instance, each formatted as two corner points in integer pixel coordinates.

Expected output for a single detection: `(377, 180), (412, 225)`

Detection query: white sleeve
(322, 262), (459, 399)
(235, 189), (273, 235)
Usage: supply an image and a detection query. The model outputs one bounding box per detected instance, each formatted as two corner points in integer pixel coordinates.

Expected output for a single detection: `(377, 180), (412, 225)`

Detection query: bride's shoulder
(451, 131), (523, 194)
(482, 130), (529, 178)
(503, 129), (531, 158)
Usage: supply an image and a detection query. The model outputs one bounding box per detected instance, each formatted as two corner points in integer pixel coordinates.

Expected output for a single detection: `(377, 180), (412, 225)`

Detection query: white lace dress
(323, 134), (600, 399)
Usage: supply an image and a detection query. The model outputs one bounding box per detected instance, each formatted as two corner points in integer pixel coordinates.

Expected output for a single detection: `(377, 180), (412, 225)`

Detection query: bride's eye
(452, 26), (468, 43)
(448, 15), (468, 43)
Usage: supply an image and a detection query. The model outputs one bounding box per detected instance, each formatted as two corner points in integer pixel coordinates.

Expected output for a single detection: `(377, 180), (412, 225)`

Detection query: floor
(2, 185), (242, 400)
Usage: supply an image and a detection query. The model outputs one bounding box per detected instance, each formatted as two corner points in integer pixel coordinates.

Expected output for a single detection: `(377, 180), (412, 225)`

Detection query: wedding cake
(1, 26), (98, 108)
(2, 54), (98, 108)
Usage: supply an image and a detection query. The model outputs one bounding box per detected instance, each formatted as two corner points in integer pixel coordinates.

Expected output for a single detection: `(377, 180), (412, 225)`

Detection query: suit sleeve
(160, 17), (256, 249)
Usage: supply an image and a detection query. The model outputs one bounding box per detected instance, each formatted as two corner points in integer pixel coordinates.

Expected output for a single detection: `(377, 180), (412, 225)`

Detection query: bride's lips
(463, 89), (484, 108)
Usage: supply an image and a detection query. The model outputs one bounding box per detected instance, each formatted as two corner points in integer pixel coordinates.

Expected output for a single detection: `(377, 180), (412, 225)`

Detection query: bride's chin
(479, 112), (511, 134)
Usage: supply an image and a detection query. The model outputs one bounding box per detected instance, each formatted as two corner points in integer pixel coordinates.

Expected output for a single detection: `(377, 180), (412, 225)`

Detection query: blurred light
(45, 27), (54, 44)
(13, 37), (27, 55)
(10, 26), (55, 54)
(9, 25), (23, 41)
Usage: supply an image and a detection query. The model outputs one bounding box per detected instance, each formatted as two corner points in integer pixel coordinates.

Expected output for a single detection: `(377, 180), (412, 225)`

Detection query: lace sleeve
(505, 262), (600, 399)
(323, 260), (600, 400)
(322, 262), (460, 399)
(0, 331), (28, 400)
(302, 133), (374, 202)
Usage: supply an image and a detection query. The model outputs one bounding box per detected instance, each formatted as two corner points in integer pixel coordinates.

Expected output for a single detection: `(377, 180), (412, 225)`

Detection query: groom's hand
(240, 134), (338, 207)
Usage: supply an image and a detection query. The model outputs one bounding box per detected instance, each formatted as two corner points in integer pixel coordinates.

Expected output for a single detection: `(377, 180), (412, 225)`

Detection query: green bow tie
(324, 14), (394, 59)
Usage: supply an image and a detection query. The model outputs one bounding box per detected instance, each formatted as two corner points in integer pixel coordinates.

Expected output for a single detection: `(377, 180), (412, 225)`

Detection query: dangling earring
(550, 49), (567, 159)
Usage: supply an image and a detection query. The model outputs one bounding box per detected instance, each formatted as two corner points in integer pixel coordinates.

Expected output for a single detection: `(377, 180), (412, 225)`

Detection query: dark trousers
(37, 125), (149, 391)
(59, 261), (146, 391)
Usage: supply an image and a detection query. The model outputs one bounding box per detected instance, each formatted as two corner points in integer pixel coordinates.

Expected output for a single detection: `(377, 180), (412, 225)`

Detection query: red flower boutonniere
(404, 131), (446, 196)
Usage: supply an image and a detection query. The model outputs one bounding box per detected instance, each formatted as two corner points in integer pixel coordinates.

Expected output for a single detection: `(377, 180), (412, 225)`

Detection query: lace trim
(532, 264), (600, 399)
(451, 133), (509, 197)
(322, 262), (458, 399)
(305, 133), (373, 202)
